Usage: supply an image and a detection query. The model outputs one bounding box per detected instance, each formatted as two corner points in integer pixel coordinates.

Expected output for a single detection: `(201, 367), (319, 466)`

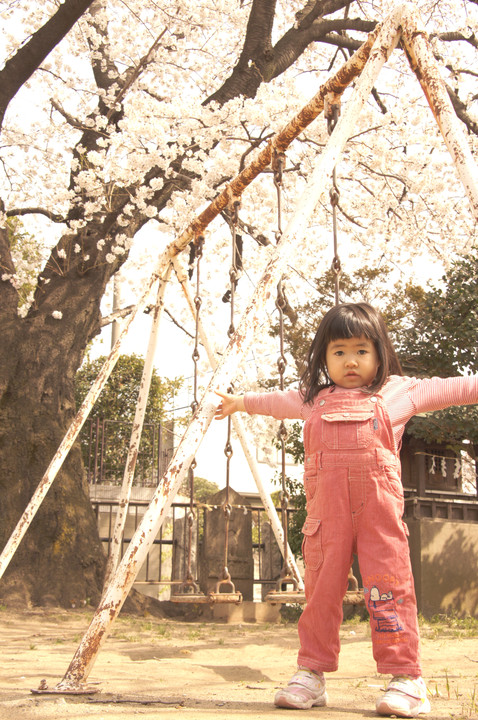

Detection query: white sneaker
(274, 669), (327, 710)
(376, 676), (431, 717)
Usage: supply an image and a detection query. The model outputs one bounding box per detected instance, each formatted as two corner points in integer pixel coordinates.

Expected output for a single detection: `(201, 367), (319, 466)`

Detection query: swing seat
(265, 588), (306, 605)
(170, 579), (210, 604)
(208, 578), (242, 605)
(265, 574), (306, 605)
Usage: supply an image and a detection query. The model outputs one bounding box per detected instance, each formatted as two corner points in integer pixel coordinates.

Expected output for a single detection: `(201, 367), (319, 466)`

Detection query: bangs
(325, 311), (378, 344)
(299, 302), (403, 403)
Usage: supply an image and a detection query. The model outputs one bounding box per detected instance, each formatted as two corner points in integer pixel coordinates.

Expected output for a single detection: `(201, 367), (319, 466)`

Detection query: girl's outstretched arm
(214, 389), (245, 419)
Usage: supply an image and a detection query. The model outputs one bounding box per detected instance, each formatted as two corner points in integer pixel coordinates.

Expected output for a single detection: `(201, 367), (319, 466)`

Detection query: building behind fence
(85, 418), (478, 617)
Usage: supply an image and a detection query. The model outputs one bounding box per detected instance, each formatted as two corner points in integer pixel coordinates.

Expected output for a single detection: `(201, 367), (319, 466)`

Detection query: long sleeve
(243, 388), (311, 421)
(407, 375), (478, 414)
(383, 374), (478, 446)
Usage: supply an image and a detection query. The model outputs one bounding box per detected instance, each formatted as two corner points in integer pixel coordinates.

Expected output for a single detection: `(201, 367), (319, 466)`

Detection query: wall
(406, 517), (478, 618)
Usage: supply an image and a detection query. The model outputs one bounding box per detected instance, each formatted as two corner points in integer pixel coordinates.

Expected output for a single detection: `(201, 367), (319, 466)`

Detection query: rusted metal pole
(51, 15), (405, 691)
(102, 265), (172, 592)
(401, 4), (478, 219)
(0, 21), (377, 581)
(172, 257), (304, 590)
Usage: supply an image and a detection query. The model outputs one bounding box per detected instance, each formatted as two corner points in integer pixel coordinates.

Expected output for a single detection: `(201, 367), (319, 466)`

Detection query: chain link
(325, 98), (342, 306)
(273, 152), (293, 575)
(227, 199), (241, 337)
(191, 235), (204, 413)
(222, 200), (241, 579)
(183, 235), (204, 585)
(272, 150), (286, 242)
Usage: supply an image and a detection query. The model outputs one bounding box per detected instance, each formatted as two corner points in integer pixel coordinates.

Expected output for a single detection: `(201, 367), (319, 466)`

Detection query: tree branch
(435, 30), (478, 50)
(100, 303), (194, 340)
(6, 207), (66, 223)
(295, 0), (355, 30)
(205, 14), (374, 105)
(445, 82), (478, 136)
(0, 0), (96, 128)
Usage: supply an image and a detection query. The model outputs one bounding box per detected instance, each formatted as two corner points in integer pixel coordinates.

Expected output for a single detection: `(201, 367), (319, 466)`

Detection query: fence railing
(90, 498), (299, 601)
(83, 417), (175, 487)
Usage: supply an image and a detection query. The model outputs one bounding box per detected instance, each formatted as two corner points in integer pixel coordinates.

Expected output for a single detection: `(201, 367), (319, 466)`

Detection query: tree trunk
(0, 271), (108, 607)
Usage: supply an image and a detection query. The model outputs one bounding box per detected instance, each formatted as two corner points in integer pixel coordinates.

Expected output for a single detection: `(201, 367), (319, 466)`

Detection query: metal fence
(90, 497), (297, 601)
(83, 417), (175, 486)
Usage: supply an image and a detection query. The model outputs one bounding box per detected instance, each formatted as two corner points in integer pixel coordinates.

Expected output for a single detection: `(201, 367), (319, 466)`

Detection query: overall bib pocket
(321, 409), (375, 450)
(301, 517), (323, 571)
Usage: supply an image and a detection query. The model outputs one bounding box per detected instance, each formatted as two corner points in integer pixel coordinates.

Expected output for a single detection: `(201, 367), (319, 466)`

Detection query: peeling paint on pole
(102, 265), (172, 592)
(401, 3), (478, 219)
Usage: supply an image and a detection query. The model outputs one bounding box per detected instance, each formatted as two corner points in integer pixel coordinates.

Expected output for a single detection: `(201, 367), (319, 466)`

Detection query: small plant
(156, 624), (171, 638)
(469, 685), (477, 716)
(279, 603), (303, 624)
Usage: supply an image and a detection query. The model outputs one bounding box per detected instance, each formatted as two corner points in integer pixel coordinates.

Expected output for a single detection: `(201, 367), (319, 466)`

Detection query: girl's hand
(214, 389), (245, 419)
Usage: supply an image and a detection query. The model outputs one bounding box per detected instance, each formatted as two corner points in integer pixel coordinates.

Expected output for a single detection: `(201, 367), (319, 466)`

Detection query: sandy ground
(0, 605), (477, 720)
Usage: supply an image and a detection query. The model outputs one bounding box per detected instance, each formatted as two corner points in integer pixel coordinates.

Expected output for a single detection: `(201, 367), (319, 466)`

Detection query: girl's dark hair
(299, 302), (402, 403)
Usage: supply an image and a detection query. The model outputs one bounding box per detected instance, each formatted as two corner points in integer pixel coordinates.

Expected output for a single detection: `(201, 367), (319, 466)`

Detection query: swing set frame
(1, 2), (478, 695)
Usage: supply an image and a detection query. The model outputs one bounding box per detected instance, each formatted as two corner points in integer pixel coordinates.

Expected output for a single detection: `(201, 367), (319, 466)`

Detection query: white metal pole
(172, 257), (304, 590)
(53, 14), (406, 690)
(102, 265), (172, 591)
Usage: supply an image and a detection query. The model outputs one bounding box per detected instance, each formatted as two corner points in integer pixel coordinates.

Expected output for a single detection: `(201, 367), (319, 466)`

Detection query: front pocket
(382, 465), (404, 500)
(301, 517), (323, 571)
(321, 409), (375, 449)
(303, 472), (318, 503)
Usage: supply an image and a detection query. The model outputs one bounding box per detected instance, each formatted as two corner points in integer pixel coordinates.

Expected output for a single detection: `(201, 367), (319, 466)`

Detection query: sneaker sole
(274, 691), (328, 710)
(376, 697), (431, 718)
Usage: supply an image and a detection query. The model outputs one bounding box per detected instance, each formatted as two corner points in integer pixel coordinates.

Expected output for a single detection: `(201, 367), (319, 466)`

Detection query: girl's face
(325, 335), (380, 389)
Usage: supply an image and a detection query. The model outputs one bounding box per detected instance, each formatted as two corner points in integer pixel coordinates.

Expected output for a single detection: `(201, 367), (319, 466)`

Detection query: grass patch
(419, 613), (478, 639)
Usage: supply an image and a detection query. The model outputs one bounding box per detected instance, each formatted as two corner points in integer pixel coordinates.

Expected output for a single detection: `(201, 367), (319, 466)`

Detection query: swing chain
(272, 150), (286, 242)
(216, 204), (244, 604)
(185, 235), (203, 583)
(191, 235), (204, 413)
(325, 98), (342, 306)
(172, 236), (204, 599)
(276, 279), (291, 572)
(228, 199), (241, 338)
(276, 281), (288, 380)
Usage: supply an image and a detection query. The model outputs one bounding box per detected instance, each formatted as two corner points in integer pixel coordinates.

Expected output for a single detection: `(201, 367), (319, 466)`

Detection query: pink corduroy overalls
(297, 385), (421, 677)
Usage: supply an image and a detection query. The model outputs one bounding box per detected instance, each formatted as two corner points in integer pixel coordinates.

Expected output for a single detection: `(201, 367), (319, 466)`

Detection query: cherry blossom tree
(1, 0), (477, 606)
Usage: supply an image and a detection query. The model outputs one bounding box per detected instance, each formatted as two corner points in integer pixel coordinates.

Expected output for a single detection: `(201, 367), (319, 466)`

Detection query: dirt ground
(0, 604), (477, 720)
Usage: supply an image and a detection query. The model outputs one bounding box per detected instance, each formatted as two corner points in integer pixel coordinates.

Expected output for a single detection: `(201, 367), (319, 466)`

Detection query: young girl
(215, 302), (478, 718)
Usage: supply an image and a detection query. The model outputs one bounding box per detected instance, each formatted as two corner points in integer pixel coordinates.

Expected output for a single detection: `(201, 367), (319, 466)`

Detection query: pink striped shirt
(244, 375), (478, 448)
